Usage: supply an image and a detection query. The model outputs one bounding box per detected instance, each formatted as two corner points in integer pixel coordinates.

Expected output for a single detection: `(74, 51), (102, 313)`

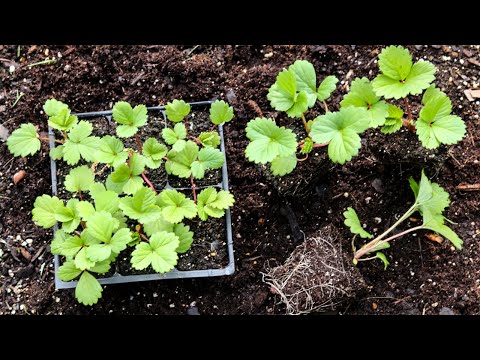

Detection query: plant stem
(78, 191), (83, 200)
(27, 58), (56, 68)
(354, 203), (418, 259)
(12, 91), (24, 108)
(404, 97), (413, 121)
(141, 172), (156, 194)
(134, 133), (143, 152)
(95, 164), (110, 176)
(301, 114), (310, 134)
(61, 131), (68, 141)
(184, 116), (189, 138)
(322, 100), (329, 112)
(39, 137), (64, 144)
(190, 175), (197, 203)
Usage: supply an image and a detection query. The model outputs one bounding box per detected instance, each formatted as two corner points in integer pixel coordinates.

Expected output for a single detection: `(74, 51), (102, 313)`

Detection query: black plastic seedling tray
(48, 101), (235, 289)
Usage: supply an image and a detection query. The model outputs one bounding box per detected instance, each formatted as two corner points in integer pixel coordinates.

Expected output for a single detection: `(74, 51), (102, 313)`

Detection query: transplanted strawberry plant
(7, 98), (235, 305)
(245, 46), (466, 176)
(341, 45), (466, 148)
(344, 170), (462, 269)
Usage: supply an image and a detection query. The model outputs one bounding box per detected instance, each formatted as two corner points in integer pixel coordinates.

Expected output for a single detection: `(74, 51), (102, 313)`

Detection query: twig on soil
(30, 245), (46, 263)
(247, 100), (264, 118)
(456, 183), (480, 191)
(11, 90), (24, 108)
(186, 45), (200, 56)
(190, 175), (197, 203)
(27, 58), (57, 68)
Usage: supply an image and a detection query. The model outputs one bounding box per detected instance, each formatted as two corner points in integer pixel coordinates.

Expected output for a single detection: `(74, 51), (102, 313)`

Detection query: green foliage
(199, 131), (221, 148)
(43, 98), (69, 117)
(143, 217), (194, 254)
(165, 99), (191, 122)
(96, 135), (128, 167)
(162, 123), (187, 150)
(340, 77), (389, 128)
(372, 45), (436, 99)
(75, 271), (103, 306)
(416, 90), (466, 149)
(197, 188), (235, 221)
(108, 153), (146, 195)
(289, 60), (318, 107)
(348, 170), (462, 267)
(316, 75), (339, 102)
(165, 140), (198, 178)
(267, 69), (309, 118)
(310, 107), (370, 164)
(245, 118), (297, 164)
(381, 104), (404, 134)
(6, 123), (41, 157)
(343, 207), (373, 239)
(63, 121), (100, 165)
(131, 231), (179, 273)
(142, 138), (168, 169)
(64, 165), (95, 193)
(270, 154), (297, 176)
(112, 101), (148, 138)
(119, 187), (162, 224)
(210, 100), (234, 125)
(32, 195), (73, 229)
(300, 137), (313, 155)
(191, 147), (224, 179)
(48, 108), (78, 131)
(157, 189), (197, 223)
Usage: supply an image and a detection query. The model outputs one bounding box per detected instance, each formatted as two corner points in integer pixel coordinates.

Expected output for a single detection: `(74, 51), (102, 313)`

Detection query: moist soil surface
(0, 45), (479, 315)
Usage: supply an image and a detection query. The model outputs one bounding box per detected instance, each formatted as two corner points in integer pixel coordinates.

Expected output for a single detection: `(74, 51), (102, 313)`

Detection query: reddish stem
(404, 97), (413, 121)
(141, 172), (156, 194)
(190, 175), (197, 203)
(78, 191), (83, 200)
(134, 133), (143, 152)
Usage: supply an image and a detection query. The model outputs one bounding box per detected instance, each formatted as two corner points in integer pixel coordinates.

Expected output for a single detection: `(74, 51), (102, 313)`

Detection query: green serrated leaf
(89, 260), (111, 274)
(143, 138), (168, 169)
(375, 252), (390, 270)
(172, 223), (194, 253)
(162, 122), (187, 146)
(199, 131), (221, 148)
(289, 60), (317, 107)
(191, 147), (224, 179)
(91, 188), (119, 214)
(63, 121), (100, 165)
(43, 98), (68, 117)
(210, 100), (234, 125)
(32, 195), (71, 228)
(109, 163), (144, 195)
(423, 219), (463, 250)
(85, 211), (118, 243)
(60, 235), (83, 258)
(165, 100), (190, 122)
(300, 137), (313, 155)
(119, 186), (162, 224)
(267, 69), (308, 118)
(197, 188), (234, 221)
(76, 201), (96, 221)
(62, 199), (81, 233)
(372, 46), (435, 99)
(165, 140), (199, 178)
(86, 244), (112, 262)
(340, 77), (388, 128)
(343, 207), (373, 239)
(270, 154), (297, 176)
(75, 271), (103, 306)
(48, 108), (78, 131)
(422, 84), (445, 105)
(7, 123), (41, 157)
(143, 216), (174, 237)
(129, 153), (145, 176)
(381, 104), (404, 134)
(131, 231), (179, 273)
(51, 229), (70, 255)
(317, 75), (339, 102)
(50, 145), (64, 160)
(245, 117), (297, 164)
(64, 165), (95, 193)
(310, 107), (370, 164)
(112, 102), (148, 137)
(74, 247), (96, 271)
(417, 92), (465, 149)
(96, 135), (128, 167)
(58, 261), (83, 281)
(157, 189), (197, 223)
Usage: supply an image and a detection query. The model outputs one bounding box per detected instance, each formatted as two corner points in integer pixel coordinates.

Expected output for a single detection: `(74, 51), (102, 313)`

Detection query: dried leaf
(13, 170), (26, 185)
(19, 247), (31, 261)
(425, 233), (444, 244)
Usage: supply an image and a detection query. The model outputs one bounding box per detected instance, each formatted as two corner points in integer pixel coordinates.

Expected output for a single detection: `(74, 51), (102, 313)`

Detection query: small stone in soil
(372, 178), (385, 193)
(187, 306), (200, 315)
(439, 307), (455, 315)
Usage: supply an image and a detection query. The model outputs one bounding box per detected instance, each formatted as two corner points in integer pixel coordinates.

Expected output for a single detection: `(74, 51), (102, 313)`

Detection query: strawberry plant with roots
(7, 98), (235, 305)
(344, 170), (463, 269)
(245, 46), (466, 176)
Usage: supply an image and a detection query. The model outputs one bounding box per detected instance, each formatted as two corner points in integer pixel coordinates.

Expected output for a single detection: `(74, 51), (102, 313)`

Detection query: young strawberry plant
(245, 59), (367, 176)
(344, 170), (462, 269)
(341, 45), (466, 148)
(7, 98), (235, 306)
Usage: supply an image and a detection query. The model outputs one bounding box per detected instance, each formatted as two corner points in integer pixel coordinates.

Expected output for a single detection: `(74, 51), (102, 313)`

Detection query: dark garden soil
(0, 45), (479, 315)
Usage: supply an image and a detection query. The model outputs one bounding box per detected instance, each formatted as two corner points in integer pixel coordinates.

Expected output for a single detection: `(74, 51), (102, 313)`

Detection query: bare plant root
(263, 225), (365, 314)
